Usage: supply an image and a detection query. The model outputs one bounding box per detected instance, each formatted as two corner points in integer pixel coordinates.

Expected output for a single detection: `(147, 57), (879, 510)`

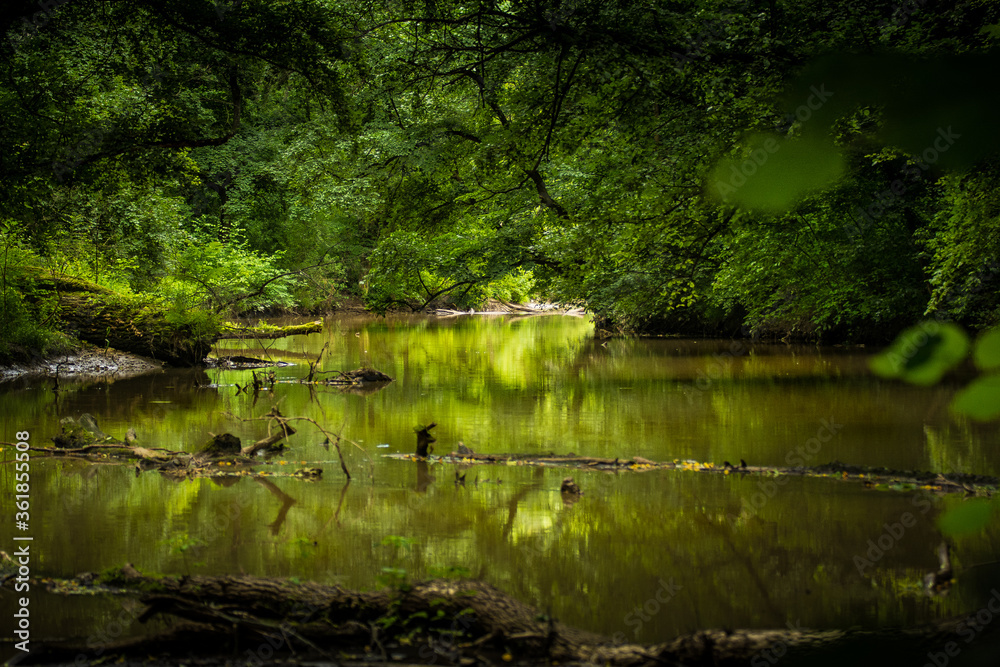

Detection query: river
(2, 313), (999, 652)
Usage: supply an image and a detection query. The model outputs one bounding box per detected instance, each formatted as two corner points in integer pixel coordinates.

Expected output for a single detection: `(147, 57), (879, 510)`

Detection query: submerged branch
(224, 408), (374, 482)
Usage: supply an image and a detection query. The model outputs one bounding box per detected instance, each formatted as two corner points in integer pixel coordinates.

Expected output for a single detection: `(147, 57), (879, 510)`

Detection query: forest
(5, 3), (1000, 665)
(2, 0), (1000, 365)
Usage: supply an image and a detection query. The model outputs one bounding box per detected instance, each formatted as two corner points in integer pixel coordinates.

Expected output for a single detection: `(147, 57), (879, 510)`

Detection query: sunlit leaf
(973, 327), (1000, 371)
(870, 322), (969, 385)
(937, 499), (994, 537)
(950, 375), (1000, 421)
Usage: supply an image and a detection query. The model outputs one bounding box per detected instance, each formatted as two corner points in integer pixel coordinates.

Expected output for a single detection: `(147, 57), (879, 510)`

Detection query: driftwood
(305, 341), (328, 381)
(30, 409), (367, 481)
(14, 412), (320, 479)
(310, 367), (393, 385)
(199, 433), (243, 456)
(222, 408), (371, 481)
(208, 355), (293, 369)
(240, 417), (296, 457)
(22, 566), (1000, 666)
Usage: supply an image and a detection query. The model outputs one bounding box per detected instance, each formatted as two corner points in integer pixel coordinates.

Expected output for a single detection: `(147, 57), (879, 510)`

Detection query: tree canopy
(3, 0), (1000, 358)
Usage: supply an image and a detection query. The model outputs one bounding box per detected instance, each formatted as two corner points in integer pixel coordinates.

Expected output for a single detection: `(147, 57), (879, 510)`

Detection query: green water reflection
(2, 314), (1000, 649)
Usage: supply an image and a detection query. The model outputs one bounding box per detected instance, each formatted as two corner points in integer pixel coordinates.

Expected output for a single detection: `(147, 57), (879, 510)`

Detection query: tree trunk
(28, 269), (216, 366)
(217, 320), (323, 339)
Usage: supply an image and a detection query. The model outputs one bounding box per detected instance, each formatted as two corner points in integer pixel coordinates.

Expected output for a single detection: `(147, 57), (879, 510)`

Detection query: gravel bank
(0, 346), (164, 383)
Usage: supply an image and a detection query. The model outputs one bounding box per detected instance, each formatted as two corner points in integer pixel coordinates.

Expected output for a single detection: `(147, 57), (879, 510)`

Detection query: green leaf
(973, 327), (1000, 371)
(870, 321), (969, 385)
(937, 499), (994, 537)
(950, 374), (1000, 421)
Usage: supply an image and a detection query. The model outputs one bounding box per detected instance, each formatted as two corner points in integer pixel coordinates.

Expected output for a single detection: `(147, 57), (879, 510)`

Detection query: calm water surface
(2, 314), (999, 650)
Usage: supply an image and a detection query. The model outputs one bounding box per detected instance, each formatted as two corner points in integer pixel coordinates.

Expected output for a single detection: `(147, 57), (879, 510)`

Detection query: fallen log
(217, 319), (323, 339)
(387, 451), (999, 496)
(9, 412), (322, 479)
(240, 421), (296, 457)
(310, 367), (394, 384)
(24, 269), (216, 366)
(22, 566), (1000, 666)
(207, 355), (294, 369)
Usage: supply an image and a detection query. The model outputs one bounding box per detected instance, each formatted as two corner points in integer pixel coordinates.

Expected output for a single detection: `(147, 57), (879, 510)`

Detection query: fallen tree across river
(385, 450), (1000, 496)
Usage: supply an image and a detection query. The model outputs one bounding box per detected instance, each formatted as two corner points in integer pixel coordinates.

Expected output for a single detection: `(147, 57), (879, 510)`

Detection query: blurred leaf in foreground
(972, 327), (1000, 371)
(950, 374), (1000, 421)
(937, 499), (995, 538)
(870, 322), (969, 386)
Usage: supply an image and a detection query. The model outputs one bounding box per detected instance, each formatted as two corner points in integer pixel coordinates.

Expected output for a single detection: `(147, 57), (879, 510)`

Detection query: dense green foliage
(3, 0), (1000, 356)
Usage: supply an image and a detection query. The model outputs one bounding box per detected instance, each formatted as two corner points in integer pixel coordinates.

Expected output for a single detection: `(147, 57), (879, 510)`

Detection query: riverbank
(0, 308), (353, 382)
(0, 343), (164, 384)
